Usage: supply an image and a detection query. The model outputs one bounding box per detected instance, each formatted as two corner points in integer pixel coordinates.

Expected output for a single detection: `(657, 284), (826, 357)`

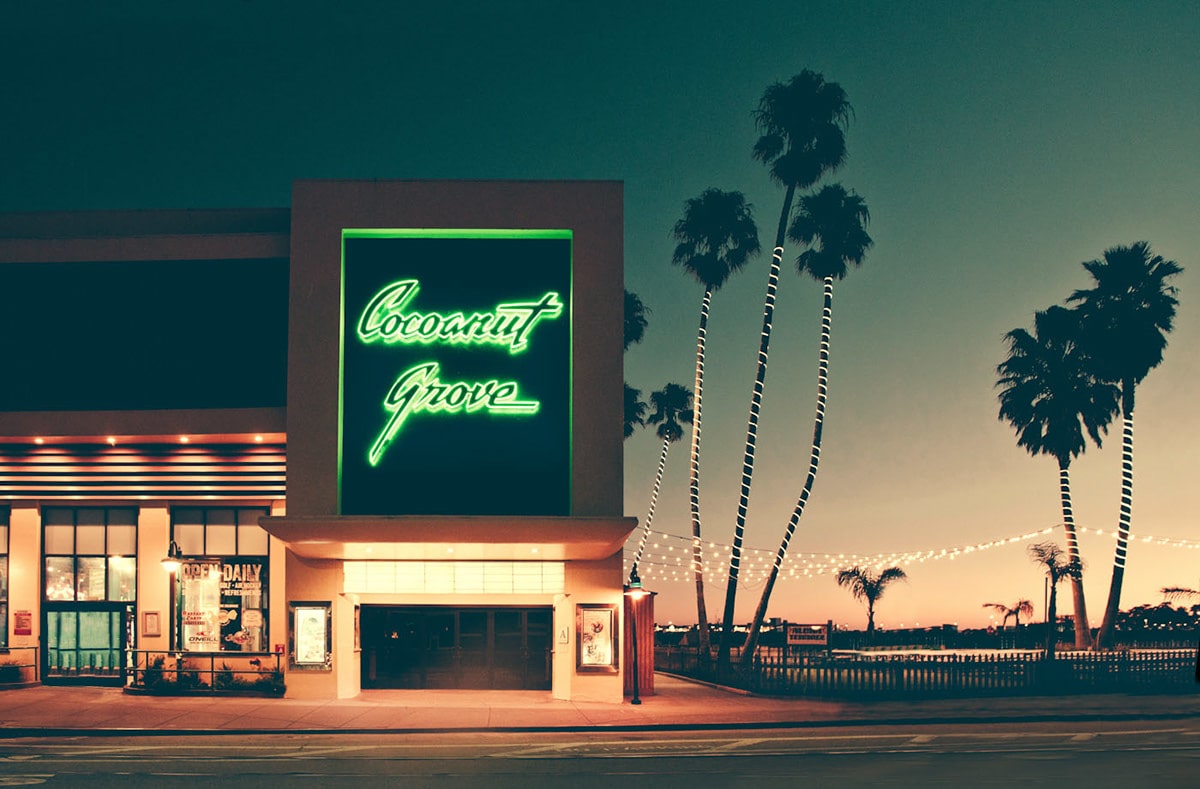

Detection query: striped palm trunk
(1057, 460), (1092, 649)
(1096, 382), (1135, 649)
(629, 437), (670, 575)
(739, 276), (833, 668)
(690, 287), (713, 662)
(717, 186), (794, 675)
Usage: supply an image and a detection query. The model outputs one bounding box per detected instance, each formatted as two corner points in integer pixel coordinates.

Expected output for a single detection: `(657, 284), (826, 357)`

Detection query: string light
(624, 523), (1200, 586)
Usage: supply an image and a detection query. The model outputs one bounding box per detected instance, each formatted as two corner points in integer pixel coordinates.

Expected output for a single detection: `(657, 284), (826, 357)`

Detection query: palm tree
(1028, 541), (1082, 659)
(671, 188), (760, 665)
(996, 305), (1119, 649)
(628, 383), (693, 583)
(623, 291), (650, 441)
(624, 289), (649, 352)
(832, 565), (906, 638)
(1161, 586), (1200, 602)
(738, 184), (872, 669)
(719, 69), (852, 675)
(1067, 242), (1182, 648)
(983, 599), (1034, 629)
(623, 383), (647, 439)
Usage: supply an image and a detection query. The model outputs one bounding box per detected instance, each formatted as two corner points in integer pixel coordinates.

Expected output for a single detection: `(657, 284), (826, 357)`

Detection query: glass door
(43, 602), (134, 686)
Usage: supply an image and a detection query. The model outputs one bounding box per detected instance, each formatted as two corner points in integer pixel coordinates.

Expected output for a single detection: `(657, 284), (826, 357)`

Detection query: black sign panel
(339, 230), (572, 516)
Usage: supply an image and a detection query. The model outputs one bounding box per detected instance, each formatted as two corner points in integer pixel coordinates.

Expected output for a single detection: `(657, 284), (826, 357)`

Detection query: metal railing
(656, 646), (1200, 698)
(127, 650), (284, 696)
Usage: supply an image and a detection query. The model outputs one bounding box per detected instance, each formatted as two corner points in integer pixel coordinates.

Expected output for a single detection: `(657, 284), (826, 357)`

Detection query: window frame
(40, 507), (138, 604)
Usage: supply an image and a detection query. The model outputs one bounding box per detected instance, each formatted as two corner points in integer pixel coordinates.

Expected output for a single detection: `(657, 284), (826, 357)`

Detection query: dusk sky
(3, 2), (1197, 631)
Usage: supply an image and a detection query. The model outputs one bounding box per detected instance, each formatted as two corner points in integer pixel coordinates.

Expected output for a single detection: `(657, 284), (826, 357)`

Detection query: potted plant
(0, 658), (23, 683)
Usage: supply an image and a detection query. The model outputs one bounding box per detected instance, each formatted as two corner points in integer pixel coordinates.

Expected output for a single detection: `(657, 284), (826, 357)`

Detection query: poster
(180, 560), (221, 651)
(292, 604), (330, 668)
(576, 604), (618, 672)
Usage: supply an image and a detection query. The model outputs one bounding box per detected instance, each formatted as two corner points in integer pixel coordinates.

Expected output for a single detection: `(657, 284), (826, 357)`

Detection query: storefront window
(1, 510), (9, 648)
(171, 508), (270, 653)
(40, 508), (138, 603)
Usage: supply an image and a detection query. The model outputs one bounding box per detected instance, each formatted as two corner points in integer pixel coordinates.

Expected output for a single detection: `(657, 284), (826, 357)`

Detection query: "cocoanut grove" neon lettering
(355, 279), (565, 466)
(357, 279), (563, 354)
(367, 361), (539, 466)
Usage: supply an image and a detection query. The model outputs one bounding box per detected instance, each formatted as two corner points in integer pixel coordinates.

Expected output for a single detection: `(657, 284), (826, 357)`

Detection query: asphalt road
(1, 721), (1197, 787)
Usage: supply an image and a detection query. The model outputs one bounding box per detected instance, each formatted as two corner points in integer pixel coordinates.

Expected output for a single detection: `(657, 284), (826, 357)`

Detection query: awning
(260, 514), (638, 561)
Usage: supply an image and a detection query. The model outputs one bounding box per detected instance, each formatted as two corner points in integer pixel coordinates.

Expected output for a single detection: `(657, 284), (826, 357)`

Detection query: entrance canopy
(261, 515), (637, 562)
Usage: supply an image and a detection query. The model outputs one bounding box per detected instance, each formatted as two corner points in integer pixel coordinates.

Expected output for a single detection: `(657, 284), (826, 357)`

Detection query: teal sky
(3, 1), (1197, 630)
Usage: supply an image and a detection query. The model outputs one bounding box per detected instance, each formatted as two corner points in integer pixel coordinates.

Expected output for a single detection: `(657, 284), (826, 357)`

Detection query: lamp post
(162, 540), (182, 651)
(625, 569), (649, 705)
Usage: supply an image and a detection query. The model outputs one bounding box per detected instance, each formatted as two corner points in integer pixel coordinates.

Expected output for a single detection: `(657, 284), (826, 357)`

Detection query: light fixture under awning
(259, 514), (638, 562)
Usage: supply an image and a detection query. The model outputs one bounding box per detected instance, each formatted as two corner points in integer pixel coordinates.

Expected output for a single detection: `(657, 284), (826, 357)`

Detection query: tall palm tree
(628, 383), (693, 582)
(624, 289), (650, 352)
(996, 305), (1119, 649)
(835, 565), (907, 637)
(720, 69), (851, 674)
(1028, 541), (1081, 659)
(983, 599), (1034, 629)
(623, 383), (647, 439)
(1067, 242), (1182, 648)
(739, 184), (872, 668)
(671, 188), (760, 665)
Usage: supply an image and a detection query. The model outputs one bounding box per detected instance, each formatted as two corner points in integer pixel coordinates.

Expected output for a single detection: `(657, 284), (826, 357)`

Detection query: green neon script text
(368, 361), (539, 466)
(358, 279), (563, 353)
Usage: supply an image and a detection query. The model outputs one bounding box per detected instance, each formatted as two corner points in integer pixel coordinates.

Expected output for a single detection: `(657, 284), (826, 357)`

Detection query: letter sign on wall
(339, 229), (572, 516)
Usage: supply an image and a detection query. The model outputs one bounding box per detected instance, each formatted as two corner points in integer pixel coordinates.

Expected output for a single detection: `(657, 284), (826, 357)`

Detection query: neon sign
(368, 360), (540, 465)
(357, 279), (563, 353)
(339, 229), (571, 517)
(357, 279), (563, 466)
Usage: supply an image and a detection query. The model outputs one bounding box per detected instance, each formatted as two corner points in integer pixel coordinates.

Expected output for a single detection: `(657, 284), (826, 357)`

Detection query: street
(1, 720), (1197, 787)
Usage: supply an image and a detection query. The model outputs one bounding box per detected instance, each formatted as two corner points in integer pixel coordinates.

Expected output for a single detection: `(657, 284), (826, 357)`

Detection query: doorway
(42, 602), (134, 685)
(361, 606), (551, 690)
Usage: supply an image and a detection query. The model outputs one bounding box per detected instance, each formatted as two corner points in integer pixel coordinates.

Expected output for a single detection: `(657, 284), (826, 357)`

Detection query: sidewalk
(2, 674), (1198, 737)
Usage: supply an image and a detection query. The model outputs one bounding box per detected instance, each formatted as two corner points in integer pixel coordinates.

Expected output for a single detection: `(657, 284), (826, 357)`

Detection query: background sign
(340, 230), (572, 516)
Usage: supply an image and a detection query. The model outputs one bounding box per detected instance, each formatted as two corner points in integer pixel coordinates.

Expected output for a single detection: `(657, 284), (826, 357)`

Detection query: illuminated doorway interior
(360, 606), (552, 690)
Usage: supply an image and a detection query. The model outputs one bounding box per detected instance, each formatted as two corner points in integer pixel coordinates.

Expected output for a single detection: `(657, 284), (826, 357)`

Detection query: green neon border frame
(338, 228), (574, 515)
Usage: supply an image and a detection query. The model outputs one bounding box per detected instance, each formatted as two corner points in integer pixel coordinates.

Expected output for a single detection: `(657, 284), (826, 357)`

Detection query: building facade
(0, 180), (636, 702)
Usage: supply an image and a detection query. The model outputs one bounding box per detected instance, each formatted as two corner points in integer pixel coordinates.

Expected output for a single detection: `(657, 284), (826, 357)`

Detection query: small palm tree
(628, 383), (693, 583)
(720, 70), (852, 675)
(1028, 541), (1082, 659)
(1161, 586), (1200, 602)
(983, 600), (1035, 629)
(623, 289), (649, 352)
(672, 188), (760, 664)
(1068, 242), (1182, 648)
(835, 565), (907, 637)
(740, 184), (872, 669)
(997, 305), (1119, 648)
(623, 383), (647, 440)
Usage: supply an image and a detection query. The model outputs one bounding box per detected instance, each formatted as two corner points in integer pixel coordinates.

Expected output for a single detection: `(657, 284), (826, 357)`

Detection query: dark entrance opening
(361, 606), (552, 690)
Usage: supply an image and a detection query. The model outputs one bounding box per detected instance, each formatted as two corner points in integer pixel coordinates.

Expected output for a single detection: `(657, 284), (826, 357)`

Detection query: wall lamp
(161, 540), (183, 573)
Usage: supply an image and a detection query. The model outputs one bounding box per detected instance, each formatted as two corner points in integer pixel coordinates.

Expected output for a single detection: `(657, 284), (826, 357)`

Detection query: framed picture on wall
(289, 602), (332, 670)
(576, 604), (619, 673)
(142, 611), (161, 638)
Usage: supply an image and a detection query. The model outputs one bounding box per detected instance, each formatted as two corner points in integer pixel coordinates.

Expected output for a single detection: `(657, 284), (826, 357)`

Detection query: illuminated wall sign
(340, 229), (572, 516)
